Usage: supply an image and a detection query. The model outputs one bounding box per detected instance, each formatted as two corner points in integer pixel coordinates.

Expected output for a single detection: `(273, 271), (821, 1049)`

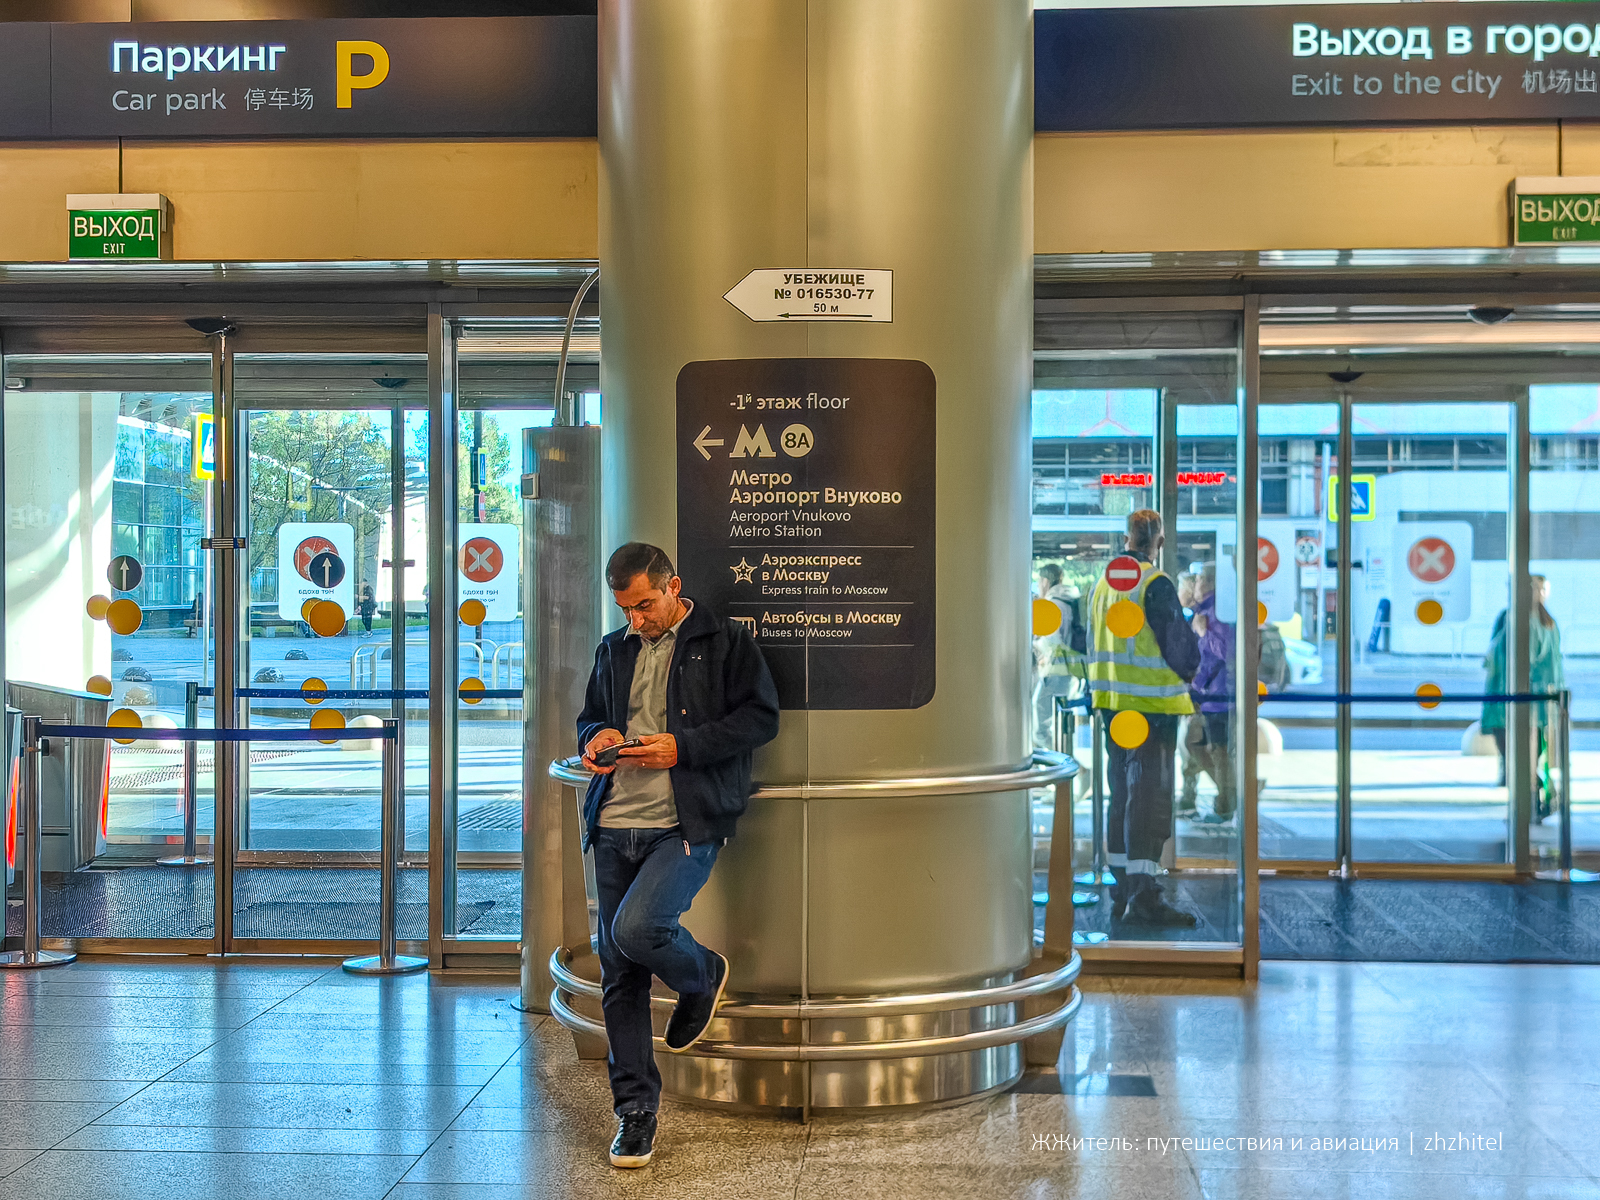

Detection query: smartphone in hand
(591, 737), (644, 768)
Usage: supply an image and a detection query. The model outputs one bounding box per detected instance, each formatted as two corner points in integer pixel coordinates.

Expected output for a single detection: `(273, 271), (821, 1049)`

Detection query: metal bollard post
(344, 718), (427, 974)
(1, 716), (76, 969)
(1056, 697), (1097, 909)
(159, 682), (212, 867)
(1073, 709), (1113, 887)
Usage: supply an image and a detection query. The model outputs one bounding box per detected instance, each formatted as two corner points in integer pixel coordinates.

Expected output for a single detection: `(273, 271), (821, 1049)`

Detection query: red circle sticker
(1408, 537), (1455, 583)
(294, 536), (337, 582)
(460, 536), (504, 583)
(1106, 555), (1143, 593)
(1257, 537), (1279, 582)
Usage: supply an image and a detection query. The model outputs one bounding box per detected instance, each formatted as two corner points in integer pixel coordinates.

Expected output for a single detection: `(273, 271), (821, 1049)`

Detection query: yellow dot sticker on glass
(1257, 600), (1268, 627)
(301, 598), (321, 623)
(458, 598), (487, 628)
(1106, 599), (1145, 640)
(301, 677), (328, 705)
(107, 706), (142, 745)
(106, 598), (143, 636)
(309, 708), (347, 745)
(1109, 709), (1149, 750)
(1258, 680), (1268, 696)
(1416, 598), (1443, 626)
(85, 675), (113, 697)
(85, 594), (111, 621)
(1031, 597), (1063, 638)
(458, 677), (486, 705)
(308, 600), (346, 638)
(1416, 683), (1443, 710)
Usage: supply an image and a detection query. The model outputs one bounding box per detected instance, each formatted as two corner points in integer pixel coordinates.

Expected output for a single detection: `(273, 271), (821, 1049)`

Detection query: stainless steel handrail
(548, 980), (1082, 1062)
(549, 945), (1081, 1020)
(549, 748), (1077, 799)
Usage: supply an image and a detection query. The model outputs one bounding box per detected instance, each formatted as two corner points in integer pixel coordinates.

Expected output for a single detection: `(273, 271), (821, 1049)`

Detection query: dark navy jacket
(576, 600), (780, 849)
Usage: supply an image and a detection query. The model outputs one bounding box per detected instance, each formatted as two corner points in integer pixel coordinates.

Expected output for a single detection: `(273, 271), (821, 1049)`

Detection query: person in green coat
(1481, 575), (1564, 821)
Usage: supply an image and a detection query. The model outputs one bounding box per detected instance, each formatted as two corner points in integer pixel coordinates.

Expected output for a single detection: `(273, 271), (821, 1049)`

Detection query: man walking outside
(577, 542), (780, 1168)
(1086, 510), (1201, 927)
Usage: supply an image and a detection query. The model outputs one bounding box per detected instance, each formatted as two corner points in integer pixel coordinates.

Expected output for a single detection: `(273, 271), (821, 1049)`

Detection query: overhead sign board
(277, 522), (354, 622)
(677, 358), (936, 710)
(1511, 176), (1600, 244)
(1037, 4), (1600, 131)
(724, 270), (892, 324)
(0, 16), (596, 139)
(458, 523), (519, 623)
(67, 193), (170, 260)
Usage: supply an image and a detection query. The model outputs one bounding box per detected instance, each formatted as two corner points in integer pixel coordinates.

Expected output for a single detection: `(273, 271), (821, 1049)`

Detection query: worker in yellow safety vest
(1087, 509), (1201, 928)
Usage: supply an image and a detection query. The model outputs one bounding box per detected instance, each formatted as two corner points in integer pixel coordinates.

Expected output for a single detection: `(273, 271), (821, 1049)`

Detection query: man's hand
(618, 732), (677, 770)
(582, 729), (625, 774)
(1192, 614), (1209, 636)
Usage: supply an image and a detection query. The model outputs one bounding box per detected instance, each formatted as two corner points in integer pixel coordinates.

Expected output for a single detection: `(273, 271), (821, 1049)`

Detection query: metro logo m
(730, 424), (777, 458)
(336, 40), (389, 108)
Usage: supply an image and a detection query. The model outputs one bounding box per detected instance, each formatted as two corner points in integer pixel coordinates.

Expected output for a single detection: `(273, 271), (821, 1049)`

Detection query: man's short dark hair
(1038, 562), (1063, 586)
(606, 542), (676, 592)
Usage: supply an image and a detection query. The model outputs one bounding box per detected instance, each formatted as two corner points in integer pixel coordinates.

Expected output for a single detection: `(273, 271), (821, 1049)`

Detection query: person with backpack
(1033, 562), (1084, 749)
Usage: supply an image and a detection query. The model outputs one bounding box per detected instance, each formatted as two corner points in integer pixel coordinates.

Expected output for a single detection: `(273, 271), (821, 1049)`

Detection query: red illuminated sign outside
(1099, 471), (1230, 487)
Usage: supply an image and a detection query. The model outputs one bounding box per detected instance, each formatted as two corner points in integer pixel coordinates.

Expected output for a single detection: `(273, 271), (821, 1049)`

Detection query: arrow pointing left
(693, 425), (725, 461)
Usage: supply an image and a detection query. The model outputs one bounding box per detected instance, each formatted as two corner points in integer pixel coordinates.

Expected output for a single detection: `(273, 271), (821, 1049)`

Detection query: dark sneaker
(609, 1111), (656, 1168)
(1124, 879), (1198, 928)
(664, 951), (728, 1053)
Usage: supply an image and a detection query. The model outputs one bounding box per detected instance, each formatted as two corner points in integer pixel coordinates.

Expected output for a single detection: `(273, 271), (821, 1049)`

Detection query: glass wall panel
(1346, 401), (1511, 863)
(452, 320), (597, 940)
(1531, 385), (1600, 868)
(1032, 311), (1243, 947)
(4, 354), (215, 939)
(1255, 402), (1340, 861)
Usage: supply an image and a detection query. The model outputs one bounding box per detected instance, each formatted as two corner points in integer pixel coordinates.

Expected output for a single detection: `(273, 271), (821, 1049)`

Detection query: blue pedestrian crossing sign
(1327, 474), (1376, 522)
(192, 413), (215, 480)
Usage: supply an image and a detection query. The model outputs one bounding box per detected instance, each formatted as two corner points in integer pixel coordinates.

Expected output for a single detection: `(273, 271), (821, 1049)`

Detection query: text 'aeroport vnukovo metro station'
(0, 1), (1597, 1196)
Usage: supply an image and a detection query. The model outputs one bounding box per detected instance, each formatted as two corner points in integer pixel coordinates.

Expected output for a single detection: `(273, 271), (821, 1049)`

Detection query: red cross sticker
(1257, 537), (1279, 582)
(1408, 537), (1455, 583)
(460, 536), (503, 583)
(1106, 555), (1143, 592)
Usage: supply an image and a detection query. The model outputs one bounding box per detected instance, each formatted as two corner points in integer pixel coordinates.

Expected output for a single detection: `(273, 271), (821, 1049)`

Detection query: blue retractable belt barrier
(37, 724), (397, 742)
(1255, 691), (1561, 705)
(196, 686), (522, 700)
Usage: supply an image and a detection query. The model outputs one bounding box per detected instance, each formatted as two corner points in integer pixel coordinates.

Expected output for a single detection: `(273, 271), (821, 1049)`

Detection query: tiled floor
(0, 958), (1596, 1198)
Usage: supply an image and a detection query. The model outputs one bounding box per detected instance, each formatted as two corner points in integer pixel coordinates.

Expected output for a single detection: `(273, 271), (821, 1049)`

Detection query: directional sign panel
(724, 269), (892, 324)
(1327, 474), (1377, 522)
(677, 358), (935, 710)
(277, 522), (354, 621)
(192, 413), (215, 480)
(1395, 522), (1472, 624)
(1256, 520), (1303, 623)
(458, 524), (520, 622)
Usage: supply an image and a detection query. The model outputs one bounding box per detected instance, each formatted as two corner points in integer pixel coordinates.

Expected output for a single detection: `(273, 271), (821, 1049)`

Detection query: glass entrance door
(229, 355), (428, 947)
(1259, 308), (1549, 872)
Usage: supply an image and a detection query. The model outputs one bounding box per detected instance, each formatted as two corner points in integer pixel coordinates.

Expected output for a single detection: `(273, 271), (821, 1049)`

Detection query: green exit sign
(65, 194), (172, 260)
(1511, 177), (1600, 246)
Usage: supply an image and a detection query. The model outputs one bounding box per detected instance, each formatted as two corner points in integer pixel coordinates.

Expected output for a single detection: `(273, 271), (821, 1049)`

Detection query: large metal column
(596, 0), (1036, 1111)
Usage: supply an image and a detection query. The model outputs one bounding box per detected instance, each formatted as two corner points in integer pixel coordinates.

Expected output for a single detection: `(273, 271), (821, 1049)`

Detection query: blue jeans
(591, 825), (721, 1115)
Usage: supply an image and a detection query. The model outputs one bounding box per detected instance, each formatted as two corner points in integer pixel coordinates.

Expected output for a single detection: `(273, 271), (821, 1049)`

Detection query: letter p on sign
(336, 40), (389, 108)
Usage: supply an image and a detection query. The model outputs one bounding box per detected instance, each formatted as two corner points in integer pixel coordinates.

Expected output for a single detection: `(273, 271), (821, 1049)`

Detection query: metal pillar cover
(590, 0), (1040, 1111)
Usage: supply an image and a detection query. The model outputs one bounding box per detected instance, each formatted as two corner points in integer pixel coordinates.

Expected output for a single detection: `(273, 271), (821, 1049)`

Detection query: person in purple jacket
(1180, 563), (1236, 823)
